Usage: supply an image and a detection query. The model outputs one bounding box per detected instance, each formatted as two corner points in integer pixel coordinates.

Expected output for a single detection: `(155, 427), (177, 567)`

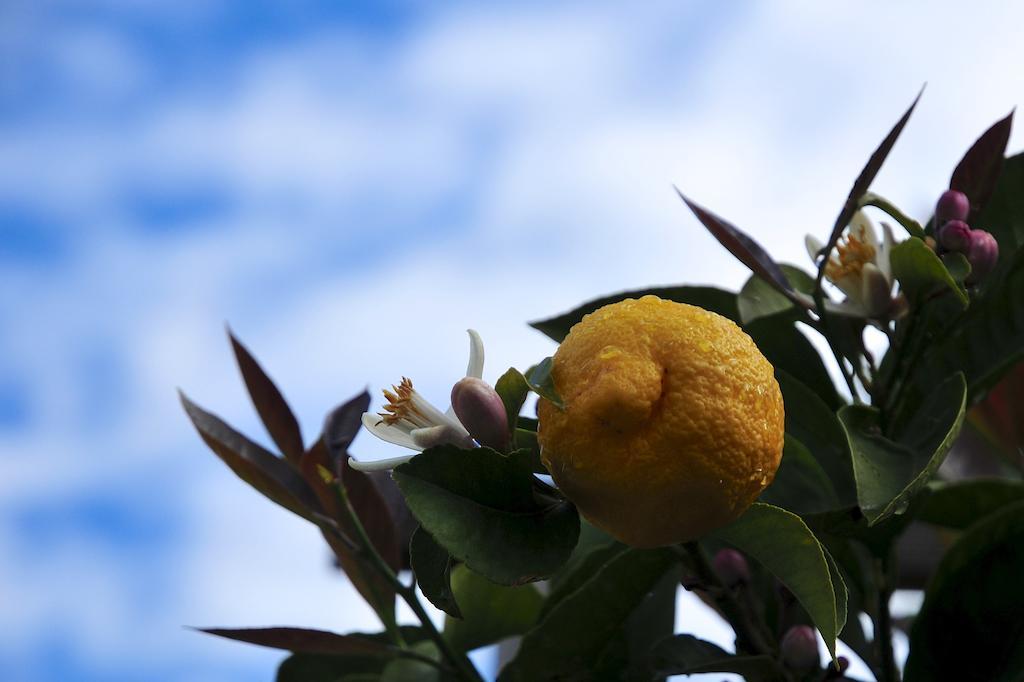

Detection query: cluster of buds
(933, 190), (1000, 285)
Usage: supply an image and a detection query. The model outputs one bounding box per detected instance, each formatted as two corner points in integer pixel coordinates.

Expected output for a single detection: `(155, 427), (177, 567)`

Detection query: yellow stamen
(380, 377), (418, 425)
(825, 225), (876, 281)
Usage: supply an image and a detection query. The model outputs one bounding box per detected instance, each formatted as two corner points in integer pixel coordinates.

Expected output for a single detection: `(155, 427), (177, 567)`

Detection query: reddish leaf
(369, 470), (417, 570)
(197, 627), (394, 656)
(180, 392), (321, 521)
(950, 111), (1014, 219)
(677, 191), (795, 299)
(228, 329), (305, 464)
(969, 360), (1024, 457)
(323, 391), (370, 464)
(821, 88), (922, 271)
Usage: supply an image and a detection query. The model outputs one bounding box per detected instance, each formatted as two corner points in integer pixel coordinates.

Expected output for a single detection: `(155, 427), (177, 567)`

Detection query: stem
(679, 543), (778, 660)
(859, 192), (925, 238)
(874, 556), (900, 682)
(333, 485), (483, 682)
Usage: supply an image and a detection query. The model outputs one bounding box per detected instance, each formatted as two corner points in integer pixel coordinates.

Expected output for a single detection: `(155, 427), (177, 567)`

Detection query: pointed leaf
(228, 331), (305, 463)
(677, 191), (795, 299)
(820, 89), (922, 271)
(524, 357), (562, 409)
(392, 446), (579, 585)
(711, 503), (846, 663)
(976, 152), (1024, 279)
(443, 564), (544, 652)
(410, 526), (460, 618)
(180, 392), (320, 520)
(529, 286), (739, 342)
(917, 479), (1024, 530)
(905, 501), (1024, 682)
(840, 373), (966, 525)
(647, 634), (784, 680)
(198, 627), (396, 656)
(324, 391), (371, 460)
(890, 237), (968, 307)
(950, 110), (1014, 219)
(738, 264), (816, 324)
(494, 367), (531, 435)
(498, 548), (677, 682)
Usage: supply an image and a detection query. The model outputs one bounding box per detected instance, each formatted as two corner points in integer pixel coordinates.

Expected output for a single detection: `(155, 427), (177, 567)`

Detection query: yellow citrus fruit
(537, 295), (784, 548)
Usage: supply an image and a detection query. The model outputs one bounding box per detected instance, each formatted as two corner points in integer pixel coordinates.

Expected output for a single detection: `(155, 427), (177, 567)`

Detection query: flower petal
(878, 221), (895, 283)
(411, 424), (476, 450)
(348, 454), (416, 472)
(860, 262), (892, 318)
(465, 329), (485, 379)
(361, 412), (420, 450)
(805, 234), (826, 263)
(851, 210), (879, 248)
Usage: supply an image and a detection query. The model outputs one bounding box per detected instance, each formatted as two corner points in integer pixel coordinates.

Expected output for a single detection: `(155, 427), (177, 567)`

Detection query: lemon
(537, 295), (785, 548)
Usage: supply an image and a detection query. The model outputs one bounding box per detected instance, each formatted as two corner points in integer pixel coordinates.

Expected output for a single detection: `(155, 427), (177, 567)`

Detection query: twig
(874, 556), (900, 682)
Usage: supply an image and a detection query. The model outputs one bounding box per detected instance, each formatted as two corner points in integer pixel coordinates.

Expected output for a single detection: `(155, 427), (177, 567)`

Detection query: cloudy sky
(2, 1), (1023, 680)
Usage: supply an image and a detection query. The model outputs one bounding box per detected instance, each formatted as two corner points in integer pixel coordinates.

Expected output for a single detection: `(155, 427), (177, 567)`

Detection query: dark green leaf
(677, 190), (796, 300)
(917, 479), (1024, 530)
(410, 527), (460, 618)
(525, 357), (562, 408)
(198, 627), (395, 656)
(277, 653), (386, 682)
(905, 249), (1024, 404)
(776, 371), (855, 503)
(890, 237), (968, 307)
(820, 89), (921, 272)
(976, 152), (1024, 279)
(498, 548), (677, 682)
(228, 330), (306, 463)
(746, 317), (840, 411)
(941, 252), (971, 283)
(840, 373), (966, 525)
(738, 264), (815, 324)
(759, 435), (841, 514)
(950, 111), (1014, 220)
(647, 634), (784, 680)
(529, 286), (739, 342)
(392, 446), (579, 585)
(180, 392), (321, 521)
(494, 367), (531, 435)
(443, 565), (544, 652)
(905, 501), (1024, 682)
(711, 503), (845, 662)
(541, 542), (627, 619)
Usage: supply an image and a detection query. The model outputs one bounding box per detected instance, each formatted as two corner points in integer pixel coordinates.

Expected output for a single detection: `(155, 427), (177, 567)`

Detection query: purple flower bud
(966, 230), (999, 285)
(936, 189), (970, 224)
(713, 548), (751, 587)
(781, 625), (820, 673)
(451, 377), (509, 451)
(937, 220), (972, 254)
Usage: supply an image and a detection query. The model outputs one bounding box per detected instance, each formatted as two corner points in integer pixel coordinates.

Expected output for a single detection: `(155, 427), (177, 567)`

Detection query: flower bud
(713, 548), (751, 587)
(965, 230), (999, 285)
(935, 189), (970, 224)
(937, 220), (972, 254)
(451, 377), (509, 450)
(781, 625), (820, 673)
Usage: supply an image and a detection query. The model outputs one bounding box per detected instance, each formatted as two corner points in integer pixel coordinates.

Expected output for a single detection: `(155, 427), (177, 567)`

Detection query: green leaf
(711, 503), (846, 662)
(737, 264), (815, 324)
(392, 446), (579, 585)
(917, 479), (1024, 530)
(410, 527), (460, 618)
(759, 435), (841, 514)
(525, 357), (563, 408)
(497, 548), (677, 682)
(840, 373), (966, 525)
(905, 501), (1024, 682)
(905, 248), (1024, 405)
(494, 367), (531, 434)
(529, 286), (739, 342)
(200, 626), (396, 656)
(381, 641), (443, 682)
(976, 151), (1024, 280)
(228, 330), (305, 464)
(950, 111), (1014, 221)
(776, 371), (856, 504)
(941, 252), (971, 284)
(180, 392), (321, 521)
(890, 237), (968, 307)
(746, 317), (840, 411)
(277, 654), (386, 682)
(647, 634), (784, 680)
(443, 565), (544, 652)
(541, 542), (627, 619)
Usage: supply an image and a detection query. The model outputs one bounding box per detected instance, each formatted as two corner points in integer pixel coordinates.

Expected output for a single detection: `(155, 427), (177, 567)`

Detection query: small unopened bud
(451, 377), (509, 450)
(713, 548), (751, 587)
(937, 220), (972, 254)
(781, 625), (820, 673)
(936, 189), (970, 224)
(965, 230), (999, 285)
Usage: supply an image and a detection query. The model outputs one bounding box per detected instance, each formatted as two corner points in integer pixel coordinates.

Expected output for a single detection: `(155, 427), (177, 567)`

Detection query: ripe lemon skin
(537, 295), (784, 548)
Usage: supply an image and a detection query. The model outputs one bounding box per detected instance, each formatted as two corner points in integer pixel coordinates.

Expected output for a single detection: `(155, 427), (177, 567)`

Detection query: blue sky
(2, 1), (1024, 680)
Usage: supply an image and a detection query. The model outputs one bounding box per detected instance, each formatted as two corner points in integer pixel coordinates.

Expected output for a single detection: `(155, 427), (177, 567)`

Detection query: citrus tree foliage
(183, 97), (1024, 682)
